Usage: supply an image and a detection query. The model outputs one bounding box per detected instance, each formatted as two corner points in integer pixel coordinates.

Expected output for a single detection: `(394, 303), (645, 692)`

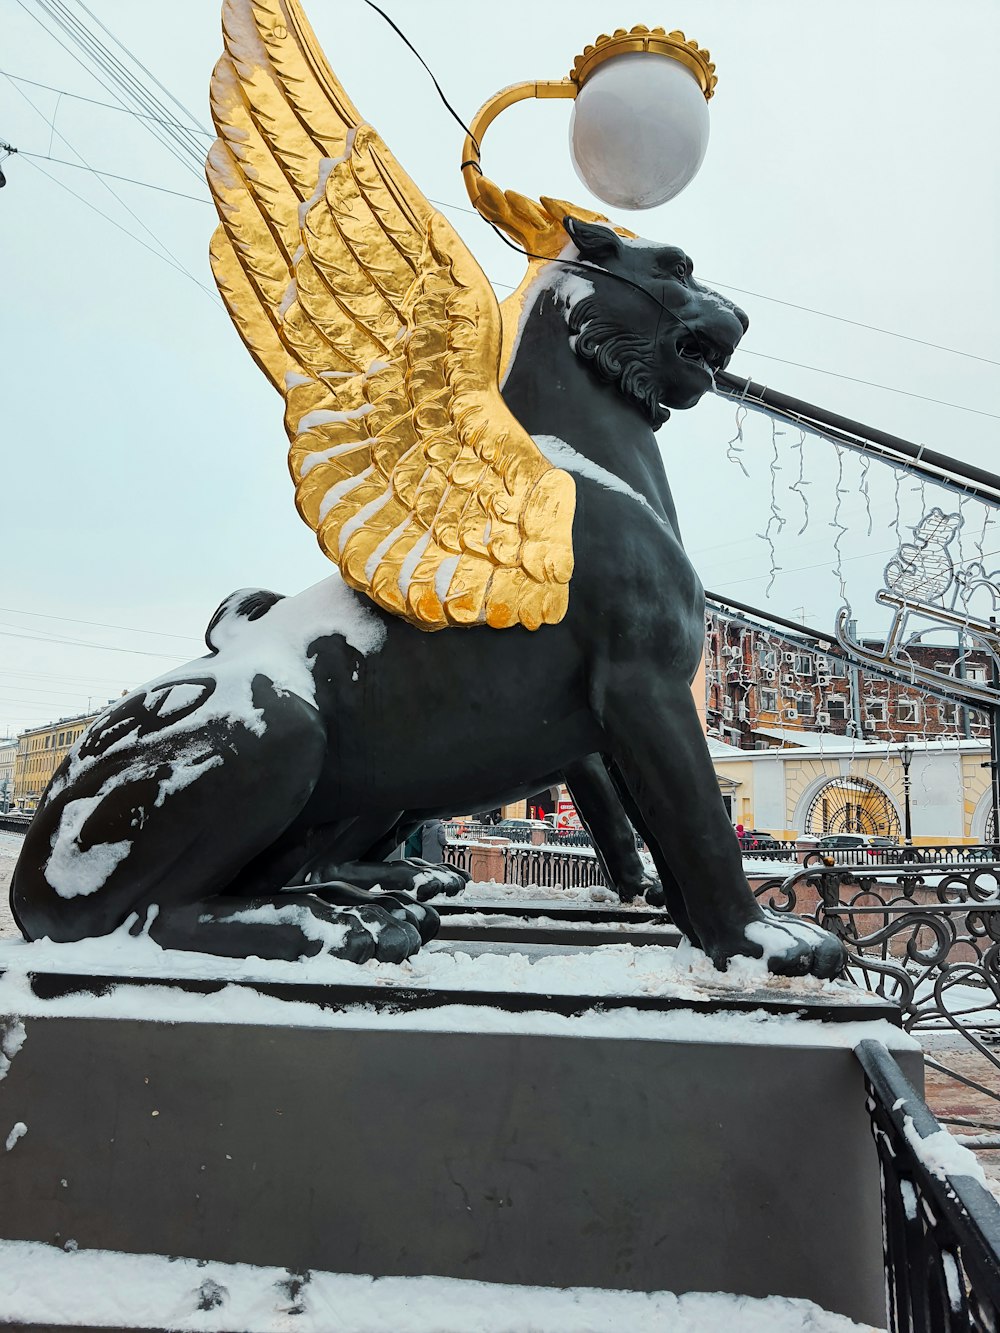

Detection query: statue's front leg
(563, 754), (663, 904)
(601, 679), (845, 979)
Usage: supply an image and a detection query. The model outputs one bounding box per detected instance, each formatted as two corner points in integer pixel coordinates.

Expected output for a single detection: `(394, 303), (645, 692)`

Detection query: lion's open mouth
(678, 333), (728, 375)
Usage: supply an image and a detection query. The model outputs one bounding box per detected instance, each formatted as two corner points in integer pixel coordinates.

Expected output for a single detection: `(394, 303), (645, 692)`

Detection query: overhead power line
(4, 72), (220, 301)
(0, 69), (214, 134)
(16, 149), (210, 202)
(3, 66), (996, 372)
(701, 277), (1000, 370)
(0, 625), (187, 659)
(730, 351), (1000, 420)
(0, 605), (201, 642)
(34, 0), (207, 175)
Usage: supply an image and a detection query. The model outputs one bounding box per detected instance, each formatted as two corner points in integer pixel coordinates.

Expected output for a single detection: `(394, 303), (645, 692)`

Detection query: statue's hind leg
(146, 890), (421, 963)
(12, 675), (418, 963)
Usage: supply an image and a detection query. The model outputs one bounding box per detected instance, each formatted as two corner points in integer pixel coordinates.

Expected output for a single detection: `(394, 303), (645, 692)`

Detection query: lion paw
(707, 910), (846, 981)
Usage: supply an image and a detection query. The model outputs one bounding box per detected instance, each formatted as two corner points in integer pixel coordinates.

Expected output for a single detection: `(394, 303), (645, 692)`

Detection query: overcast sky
(1, 0), (997, 739)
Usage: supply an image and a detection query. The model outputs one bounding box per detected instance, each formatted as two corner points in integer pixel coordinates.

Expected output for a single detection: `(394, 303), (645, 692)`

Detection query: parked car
(738, 829), (783, 852)
(493, 818), (549, 839)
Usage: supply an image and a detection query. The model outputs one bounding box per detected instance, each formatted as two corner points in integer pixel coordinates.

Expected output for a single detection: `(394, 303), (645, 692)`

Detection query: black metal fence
(804, 843), (1000, 869)
(755, 857), (1000, 1130)
(445, 821), (595, 849)
(857, 1039), (1000, 1331)
(740, 839), (799, 862)
(444, 839), (607, 891)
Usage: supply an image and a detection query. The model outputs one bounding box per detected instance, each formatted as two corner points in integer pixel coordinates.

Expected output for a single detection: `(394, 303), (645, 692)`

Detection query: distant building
(703, 608), (989, 750)
(0, 738), (16, 811)
(13, 712), (100, 812)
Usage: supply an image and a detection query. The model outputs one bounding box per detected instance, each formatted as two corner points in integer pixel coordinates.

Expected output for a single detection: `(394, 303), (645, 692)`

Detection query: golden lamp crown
(569, 26), (717, 100)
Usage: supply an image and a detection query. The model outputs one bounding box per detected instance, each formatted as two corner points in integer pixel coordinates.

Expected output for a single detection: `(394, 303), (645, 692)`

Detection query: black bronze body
(10, 221), (845, 979)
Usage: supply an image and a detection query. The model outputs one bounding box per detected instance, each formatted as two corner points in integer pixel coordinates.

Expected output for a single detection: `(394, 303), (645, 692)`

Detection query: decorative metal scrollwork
(755, 858), (1000, 1122)
(836, 507), (1000, 704)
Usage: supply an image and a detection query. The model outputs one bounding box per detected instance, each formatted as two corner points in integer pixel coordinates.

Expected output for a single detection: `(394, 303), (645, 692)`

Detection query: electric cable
(0, 70), (214, 135)
(0, 606), (201, 642)
(7, 64), (996, 371)
(18, 155), (222, 304)
(5, 73), (219, 300)
(72, 0), (209, 141)
(358, 1), (999, 423)
(730, 350), (1000, 420)
(15, 150), (211, 202)
(26, 0), (206, 180)
(0, 625), (189, 660)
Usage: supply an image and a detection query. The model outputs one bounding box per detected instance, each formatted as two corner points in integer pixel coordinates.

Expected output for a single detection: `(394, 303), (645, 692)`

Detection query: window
(759, 647), (777, 669)
(797, 695), (814, 718)
(940, 702), (959, 726)
(794, 655), (813, 676)
(967, 665), (987, 684)
(827, 698), (847, 720)
(759, 689), (777, 712)
(866, 701), (887, 722)
(897, 700), (921, 723)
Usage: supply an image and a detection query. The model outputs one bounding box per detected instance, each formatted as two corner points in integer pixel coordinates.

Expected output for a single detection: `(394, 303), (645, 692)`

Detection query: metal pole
(991, 620), (1000, 848)
(901, 745), (913, 846)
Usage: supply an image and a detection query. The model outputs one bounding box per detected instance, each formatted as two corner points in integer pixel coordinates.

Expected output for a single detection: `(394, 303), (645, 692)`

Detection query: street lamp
(461, 26), (717, 217)
(898, 743), (914, 847)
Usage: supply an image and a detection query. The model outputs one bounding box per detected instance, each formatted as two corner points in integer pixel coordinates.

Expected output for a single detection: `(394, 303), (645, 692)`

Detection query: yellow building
(13, 712), (99, 812)
(708, 734), (994, 844)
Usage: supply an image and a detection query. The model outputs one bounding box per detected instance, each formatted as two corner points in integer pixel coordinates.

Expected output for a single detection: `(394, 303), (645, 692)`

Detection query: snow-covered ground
(0, 1240), (880, 1332)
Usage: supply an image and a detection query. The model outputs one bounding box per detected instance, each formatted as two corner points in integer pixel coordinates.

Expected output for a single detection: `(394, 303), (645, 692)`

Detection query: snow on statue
(10, 0), (845, 981)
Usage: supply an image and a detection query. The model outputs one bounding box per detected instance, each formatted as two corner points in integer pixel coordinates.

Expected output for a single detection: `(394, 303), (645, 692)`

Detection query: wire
(700, 276), (1000, 370)
(359, 0), (479, 152)
(26, 0), (205, 181)
(0, 606), (201, 642)
(4, 72), (993, 371)
(730, 350), (1000, 420)
(359, 3), (999, 421)
(0, 625), (188, 660)
(39, 0), (207, 168)
(18, 155), (221, 304)
(72, 0), (209, 139)
(5, 72), (193, 270)
(16, 150), (210, 202)
(5, 73), (219, 301)
(0, 70), (214, 135)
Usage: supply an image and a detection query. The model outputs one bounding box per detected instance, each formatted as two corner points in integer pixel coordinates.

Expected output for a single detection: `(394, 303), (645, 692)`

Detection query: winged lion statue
(10, 0), (845, 980)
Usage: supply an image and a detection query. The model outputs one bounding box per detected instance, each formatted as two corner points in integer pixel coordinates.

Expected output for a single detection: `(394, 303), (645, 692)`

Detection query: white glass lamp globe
(569, 52), (710, 209)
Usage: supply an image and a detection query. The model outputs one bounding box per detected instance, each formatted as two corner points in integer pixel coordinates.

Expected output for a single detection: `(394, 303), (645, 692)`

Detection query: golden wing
(207, 0), (574, 631)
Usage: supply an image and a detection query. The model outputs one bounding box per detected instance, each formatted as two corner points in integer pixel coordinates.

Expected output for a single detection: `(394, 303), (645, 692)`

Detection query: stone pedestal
(0, 966), (916, 1329)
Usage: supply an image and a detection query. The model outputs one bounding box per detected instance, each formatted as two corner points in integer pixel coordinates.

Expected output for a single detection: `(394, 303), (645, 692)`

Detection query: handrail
(856, 1039), (1000, 1330)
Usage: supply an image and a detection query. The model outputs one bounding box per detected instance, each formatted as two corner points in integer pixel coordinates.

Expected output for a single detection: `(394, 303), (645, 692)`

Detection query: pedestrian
(421, 818), (448, 864)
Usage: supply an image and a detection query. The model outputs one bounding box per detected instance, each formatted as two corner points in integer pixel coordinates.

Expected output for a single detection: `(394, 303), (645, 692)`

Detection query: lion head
(560, 218), (748, 428)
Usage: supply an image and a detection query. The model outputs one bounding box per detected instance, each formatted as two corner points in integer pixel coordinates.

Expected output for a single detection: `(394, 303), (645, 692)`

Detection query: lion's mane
(567, 295), (670, 430)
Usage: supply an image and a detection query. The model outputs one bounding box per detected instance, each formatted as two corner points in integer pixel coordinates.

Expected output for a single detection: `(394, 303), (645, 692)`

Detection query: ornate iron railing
(803, 843), (1000, 869)
(740, 838), (799, 862)
(445, 820), (597, 849)
(857, 1039), (1000, 1331)
(443, 839), (607, 891)
(755, 859), (1000, 1124)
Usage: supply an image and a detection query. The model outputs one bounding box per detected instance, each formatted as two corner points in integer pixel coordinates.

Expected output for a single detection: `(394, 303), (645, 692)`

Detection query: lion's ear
(564, 216), (623, 264)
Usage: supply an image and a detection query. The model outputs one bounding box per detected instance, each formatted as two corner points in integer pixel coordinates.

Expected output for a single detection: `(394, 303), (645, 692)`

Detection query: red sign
(556, 797), (582, 831)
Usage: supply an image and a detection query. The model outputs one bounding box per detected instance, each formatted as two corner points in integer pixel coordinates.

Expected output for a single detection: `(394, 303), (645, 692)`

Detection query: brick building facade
(704, 609), (990, 750)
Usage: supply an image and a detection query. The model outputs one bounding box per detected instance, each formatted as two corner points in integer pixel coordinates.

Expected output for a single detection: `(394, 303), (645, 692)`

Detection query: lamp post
(461, 26), (717, 217)
(899, 743), (914, 847)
